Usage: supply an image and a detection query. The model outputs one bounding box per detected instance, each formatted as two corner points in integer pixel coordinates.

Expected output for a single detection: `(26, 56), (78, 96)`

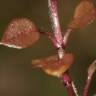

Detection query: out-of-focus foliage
(68, 0), (96, 29)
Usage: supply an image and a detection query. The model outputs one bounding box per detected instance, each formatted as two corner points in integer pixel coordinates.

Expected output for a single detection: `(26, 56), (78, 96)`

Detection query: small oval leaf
(68, 1), (96, 29)
(32, 53), (74, 77)
(0, 18), (40, 49)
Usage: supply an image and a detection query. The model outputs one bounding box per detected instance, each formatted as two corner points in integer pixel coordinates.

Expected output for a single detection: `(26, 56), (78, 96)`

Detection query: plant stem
(83, 75), (92, 96)
(63, 28), (72, 47)
(60, 72), (78, 96)
(48, 0), (63, 47)
(48, 1), (78, 96)
(83, 60), (96, 96)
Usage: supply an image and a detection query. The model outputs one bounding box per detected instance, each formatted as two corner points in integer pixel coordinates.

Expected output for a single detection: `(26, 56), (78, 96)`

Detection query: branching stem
(48, 0), (79, 96)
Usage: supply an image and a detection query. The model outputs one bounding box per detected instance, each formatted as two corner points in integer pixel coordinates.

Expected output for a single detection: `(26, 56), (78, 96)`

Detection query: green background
(0, 0), (96, 96)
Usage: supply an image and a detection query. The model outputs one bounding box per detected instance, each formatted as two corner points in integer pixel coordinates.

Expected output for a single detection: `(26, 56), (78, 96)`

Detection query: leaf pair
(1, 1), (95, 49)
(68, 0), (96, 29)
(32, 53), (74, 77)
(0, 18), (40, 49)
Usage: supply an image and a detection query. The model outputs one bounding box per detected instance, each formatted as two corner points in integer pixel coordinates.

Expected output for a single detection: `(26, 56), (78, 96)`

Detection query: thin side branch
(83, 60), (96, 96)
(63, 28), (73, 47)
(83, 75), (92, 96)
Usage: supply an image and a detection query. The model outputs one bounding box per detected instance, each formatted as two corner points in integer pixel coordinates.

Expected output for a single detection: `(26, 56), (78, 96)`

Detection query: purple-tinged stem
(83, 74), (93, 96)
(63, 28), (72, 47)
(83, 60), (96, 96)
(60, 72), (78, 96)
(48, 1), (78, 96)
(48, 0), (63, 47)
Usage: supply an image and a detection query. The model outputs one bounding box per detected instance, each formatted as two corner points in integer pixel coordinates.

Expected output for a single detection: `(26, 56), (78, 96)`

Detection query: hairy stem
(60, 72), (78, 96)
(48, 0), (63, 47)
(48, 1), (78, 96)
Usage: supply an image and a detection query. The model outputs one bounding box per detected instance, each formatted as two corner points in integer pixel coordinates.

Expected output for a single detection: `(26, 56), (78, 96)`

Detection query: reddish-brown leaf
(32, 53), (74, 77)
(68, 1), (96, 29)
(0, 18), (40, 49)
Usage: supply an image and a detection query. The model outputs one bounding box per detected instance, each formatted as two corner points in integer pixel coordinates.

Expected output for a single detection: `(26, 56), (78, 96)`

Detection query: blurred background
(0, 0), (96, 96)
